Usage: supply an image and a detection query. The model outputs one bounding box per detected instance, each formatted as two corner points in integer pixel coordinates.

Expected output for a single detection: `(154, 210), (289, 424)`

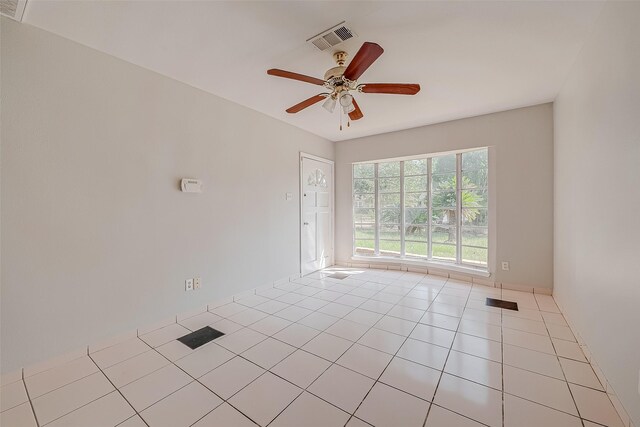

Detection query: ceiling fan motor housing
(324, 66), (346, 81)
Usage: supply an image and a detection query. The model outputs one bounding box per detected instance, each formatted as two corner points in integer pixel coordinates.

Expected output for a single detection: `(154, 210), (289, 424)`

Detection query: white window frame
(352, 148), (490, 273)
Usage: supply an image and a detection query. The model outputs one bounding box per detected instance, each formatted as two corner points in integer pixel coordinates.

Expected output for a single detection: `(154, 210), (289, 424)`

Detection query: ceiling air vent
(307, 22), (357, 51)
(1, 0), (27, 21)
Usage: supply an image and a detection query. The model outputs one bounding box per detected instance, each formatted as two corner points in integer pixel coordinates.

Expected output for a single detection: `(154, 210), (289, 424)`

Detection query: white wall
(554, 2), (640, 424)
(335, 104), (554, 288)
(0, 19), (333, 373)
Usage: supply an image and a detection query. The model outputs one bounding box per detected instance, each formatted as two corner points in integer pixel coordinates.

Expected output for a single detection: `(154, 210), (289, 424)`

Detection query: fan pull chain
(339, 110), (343, 131)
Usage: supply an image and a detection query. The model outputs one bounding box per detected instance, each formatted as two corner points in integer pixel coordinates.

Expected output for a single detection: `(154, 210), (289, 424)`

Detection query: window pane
(379, 240), (401, 256)
(380, 224), (401, 241)
(432, 154), (456, 173)
(354, 163), (375, 179)
(432, 243), (456, 262)
(462, 246), (488, 266)
(354, 193), (374, 208)
(405, 192), (428, 208)
(354, 208), (375, 223)
(431, 173), (456, 191)
(462, 169), (488, 189)
(432, 226), (456, 244)
(405, 208), (428, 225)
(405, 241), (427, 257)
(404, 159), (427, 176)
(380, 208), (400, 224)
(354, 179), (375, 194)
(432, 208), (456, 226)
(432, 191), (456, 208)
(379, 177), (400, 193)
(462, 149), (488, 171)
(405, 224), (427, 242)
(380, 193), (400, 207)
(405, 175), (428, 192)
(354, 240), (374, 255)
(355, 224), (376, 240)
(462, 227), (488, 248)
(462, 189), (487, 207)
(378, 162), (400, 177)
(462, 208), (487, 227)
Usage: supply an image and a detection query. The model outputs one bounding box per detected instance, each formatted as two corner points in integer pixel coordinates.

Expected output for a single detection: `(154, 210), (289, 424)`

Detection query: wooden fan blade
(343, 42), (384, 81)
(267, 69), (325, 86)
(349, 98), (364, 121)
(360, 83), (420, 95)
(286, 94), (326, 113)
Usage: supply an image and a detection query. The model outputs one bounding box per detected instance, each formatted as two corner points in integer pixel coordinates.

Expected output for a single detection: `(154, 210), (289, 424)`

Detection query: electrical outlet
(501, 261), (510, 271)
(285, 192), (293, 201)
(185, 279), (194, 291)
(194, 277), (202, 290)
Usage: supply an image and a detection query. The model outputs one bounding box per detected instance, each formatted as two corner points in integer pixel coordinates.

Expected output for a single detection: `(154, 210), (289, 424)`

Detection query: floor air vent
(177, 326), (225, 350)
(1, 0), (27, 21)
(307, 22), (357, 51)
(485, 298), (519, 311)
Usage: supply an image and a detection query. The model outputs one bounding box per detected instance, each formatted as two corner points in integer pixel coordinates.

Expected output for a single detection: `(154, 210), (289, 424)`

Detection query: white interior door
(301, 155), (333, 276)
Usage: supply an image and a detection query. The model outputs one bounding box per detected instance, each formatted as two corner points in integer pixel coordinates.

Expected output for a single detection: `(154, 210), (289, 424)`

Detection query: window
(352, 148), (489, 269)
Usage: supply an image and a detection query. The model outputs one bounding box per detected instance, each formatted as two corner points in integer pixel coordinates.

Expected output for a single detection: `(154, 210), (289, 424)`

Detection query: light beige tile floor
(0, 267), (628, 427)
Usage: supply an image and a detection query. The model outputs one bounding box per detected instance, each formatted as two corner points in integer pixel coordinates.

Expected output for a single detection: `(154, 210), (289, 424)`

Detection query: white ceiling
(23, 1), (604, 142)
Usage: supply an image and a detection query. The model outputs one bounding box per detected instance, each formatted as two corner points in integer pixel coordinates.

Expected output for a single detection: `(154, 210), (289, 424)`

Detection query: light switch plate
(501, 261), (510, 271)
(185, 279), (194, 291)
(285, 192), (293, 201)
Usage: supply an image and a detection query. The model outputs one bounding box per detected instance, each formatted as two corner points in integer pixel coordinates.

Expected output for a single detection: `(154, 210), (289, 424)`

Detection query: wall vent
(307, 22), (357, 51)
(1, 0), (27, 21)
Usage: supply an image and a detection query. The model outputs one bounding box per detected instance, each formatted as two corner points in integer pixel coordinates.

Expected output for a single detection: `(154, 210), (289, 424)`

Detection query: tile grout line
(28, 275), (470, 426)
(329, 275), (437, 426)
(500, 293), (592, 422)
(255, 272), (446, 425)
(420, 279), (474, 427)
(195, 276), (391, 426)
(140, 330), (275, 427)
(319, 272), (517, 426)
(21, 368), (42, 427)
(86, 352), (151, 427)
(188, 272), (384, 425)
(19, 269), (593, 427)
(543, 303), (586, 425)
(292, 278), (421, 425)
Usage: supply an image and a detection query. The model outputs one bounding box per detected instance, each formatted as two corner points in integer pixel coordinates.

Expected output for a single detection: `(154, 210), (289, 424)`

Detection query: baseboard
(15, 270), (302, 380)
(337, 259), (553, 295)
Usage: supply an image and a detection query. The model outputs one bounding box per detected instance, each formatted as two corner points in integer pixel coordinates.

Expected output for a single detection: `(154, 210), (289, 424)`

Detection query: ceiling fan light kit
(322, 96), (337, 113)
(267, 41), (420, 129)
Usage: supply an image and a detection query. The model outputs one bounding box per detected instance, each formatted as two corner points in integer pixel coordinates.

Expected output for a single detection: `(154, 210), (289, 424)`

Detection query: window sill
(350, 255), (491, 278)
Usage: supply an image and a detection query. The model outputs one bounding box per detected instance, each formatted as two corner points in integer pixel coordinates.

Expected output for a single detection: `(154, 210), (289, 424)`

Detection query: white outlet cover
(185, 279), (194, 291)
(501, 262), (510, 271)
(285, 192), (293, 201)
(181, 178), (202, 193)
(194, 277), (202, 289)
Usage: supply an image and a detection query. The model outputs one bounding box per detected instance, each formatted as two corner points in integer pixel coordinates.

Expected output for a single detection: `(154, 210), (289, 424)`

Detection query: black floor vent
(485, 298), (519, 311)
(177, 326), (225, 350)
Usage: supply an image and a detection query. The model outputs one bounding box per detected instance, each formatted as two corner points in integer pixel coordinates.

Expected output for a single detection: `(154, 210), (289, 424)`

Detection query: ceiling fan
(267, 42), (420, 126)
